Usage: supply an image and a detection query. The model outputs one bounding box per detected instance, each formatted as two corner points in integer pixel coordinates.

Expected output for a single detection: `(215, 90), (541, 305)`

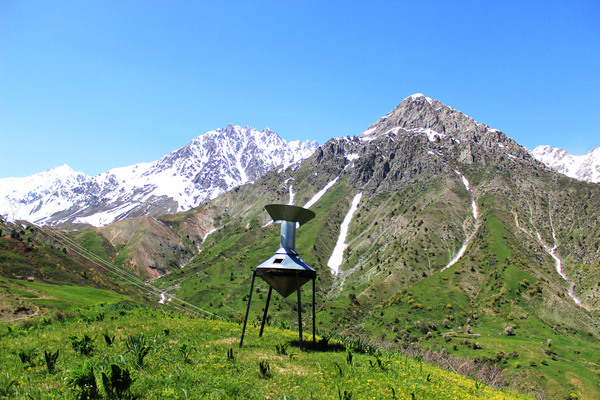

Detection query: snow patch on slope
(441, 171), (479, 271)
(303, 177), (339, 209)
(327, 193), (362, 275)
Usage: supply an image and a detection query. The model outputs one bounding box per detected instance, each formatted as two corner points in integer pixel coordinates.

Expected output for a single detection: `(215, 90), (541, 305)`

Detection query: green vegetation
(0, 304), (530, 399)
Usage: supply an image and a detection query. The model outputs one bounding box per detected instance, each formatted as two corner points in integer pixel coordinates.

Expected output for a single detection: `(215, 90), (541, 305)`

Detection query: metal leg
(297, 275), (303, 350)
(312, 277), (316, 343)
(259, 286), (273, 337)
(240, 272), (256, 348)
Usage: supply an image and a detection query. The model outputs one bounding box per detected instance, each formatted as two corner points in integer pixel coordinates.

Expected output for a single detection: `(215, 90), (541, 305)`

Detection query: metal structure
(239, 204), (316, 349)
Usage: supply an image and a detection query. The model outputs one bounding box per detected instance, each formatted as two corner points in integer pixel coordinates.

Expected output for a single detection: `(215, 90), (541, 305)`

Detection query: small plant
(178, 343), (193, 364)
(275, 342), (288, 355)
(126, 334), (151, 368)
(103, 333), (115, 346)
(337, 387), (353, 400)
(333, 361), (344, 377)
(101, 363), (135, 399)
(17, 348), (38, 367)
(368, 356), (387, 371)
(44, 349), (59, 374)
(345, 347), (353, 365)
(226, 347), (235, 361)
(68, 361), (100, 400)
(71, 333), (95, 356)
(0, 373), (17, 397)
(389, 386), (397, 399)
(258, 360), (271, 379)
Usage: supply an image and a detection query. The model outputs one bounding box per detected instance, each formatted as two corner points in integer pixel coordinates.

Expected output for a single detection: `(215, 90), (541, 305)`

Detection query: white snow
(72, 202), (140, 227)
(288, 185), (295, 205)
(345, 153), (360, 162)
(442, 171), (479, 271)
(0, 125), (319, 226)
(530, 145), (600, 183)
(536, 228), (581, 305)
(327, 192), (362, 275)
(303, 177), (339, 209)
(408, 93), (433, 105)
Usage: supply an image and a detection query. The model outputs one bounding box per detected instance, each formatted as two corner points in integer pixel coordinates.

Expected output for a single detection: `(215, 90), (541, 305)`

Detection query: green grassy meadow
(0, 304), (532, 400)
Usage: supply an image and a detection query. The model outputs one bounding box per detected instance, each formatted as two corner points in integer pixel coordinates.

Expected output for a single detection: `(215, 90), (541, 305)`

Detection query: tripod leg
(239, 272), (256, 348)
(259, 286), (273, 337)
(297, 275), (303, 350)
(312, 277), (316, 343)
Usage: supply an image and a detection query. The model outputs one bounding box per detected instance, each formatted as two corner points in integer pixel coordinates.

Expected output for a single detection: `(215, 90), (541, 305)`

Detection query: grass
(0, 276), (131, 312)
(0, 304), (532, 400)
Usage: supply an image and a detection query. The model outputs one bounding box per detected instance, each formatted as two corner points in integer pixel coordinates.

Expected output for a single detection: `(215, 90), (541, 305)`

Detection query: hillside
(9, 94), (600, 398)
(0, 304), (532, 399)
(143, 94), (600, 398)
(0, 218), (148, 323)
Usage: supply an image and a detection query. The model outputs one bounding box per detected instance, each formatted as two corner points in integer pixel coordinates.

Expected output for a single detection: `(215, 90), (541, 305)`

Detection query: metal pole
(239, 271), (256, 348)
(259, 286), (273, 337)
(312, 277), (316, 343)
(297, 274), (303, 350)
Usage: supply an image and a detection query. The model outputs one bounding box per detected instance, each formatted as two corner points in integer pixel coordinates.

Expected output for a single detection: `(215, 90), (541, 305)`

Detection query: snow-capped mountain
(0, 125), (319, 227)
(530, 145), (600, 183)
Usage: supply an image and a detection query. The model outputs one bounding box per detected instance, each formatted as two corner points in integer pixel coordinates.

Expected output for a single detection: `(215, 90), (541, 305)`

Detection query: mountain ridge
(0, 125), (318, 227)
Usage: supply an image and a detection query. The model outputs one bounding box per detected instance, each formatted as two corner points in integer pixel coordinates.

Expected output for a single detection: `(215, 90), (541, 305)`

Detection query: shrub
(44, 349), (59, 374)
(17, 348), (38, 367)
(101, 364), (135, 399)
(71, 333), (95, 356)
(258, 360), (271, 379)
(0, 373), (17, 397)
(68, 361), (100, 400)
(275, 342), (288, 355)
(126, 334), (151, 368)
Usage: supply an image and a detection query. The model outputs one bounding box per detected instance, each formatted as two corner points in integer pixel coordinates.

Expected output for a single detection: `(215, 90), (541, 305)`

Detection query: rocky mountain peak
(360, 94), (493, 143)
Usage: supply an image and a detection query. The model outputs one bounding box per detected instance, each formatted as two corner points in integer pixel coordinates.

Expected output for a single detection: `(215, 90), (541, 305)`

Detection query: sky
(1, 0), (599, 178)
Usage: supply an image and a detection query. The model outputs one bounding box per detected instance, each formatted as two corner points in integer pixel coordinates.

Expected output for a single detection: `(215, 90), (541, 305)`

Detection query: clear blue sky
(1, 0), (599, 178)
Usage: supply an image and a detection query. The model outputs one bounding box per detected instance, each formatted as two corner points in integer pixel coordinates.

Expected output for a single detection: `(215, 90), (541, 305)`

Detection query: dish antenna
(240, 204), (317, 349)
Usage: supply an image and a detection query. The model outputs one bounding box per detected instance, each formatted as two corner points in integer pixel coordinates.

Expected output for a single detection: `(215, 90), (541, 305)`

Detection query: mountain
(530, 145), (600, 183)
(0, 125), (318, 227)
(4, 94), (600, 397)
(135, 93), (599, 398)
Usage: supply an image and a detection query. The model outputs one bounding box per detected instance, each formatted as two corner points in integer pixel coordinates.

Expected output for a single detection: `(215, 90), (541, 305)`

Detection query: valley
(1, 94), (599, 399)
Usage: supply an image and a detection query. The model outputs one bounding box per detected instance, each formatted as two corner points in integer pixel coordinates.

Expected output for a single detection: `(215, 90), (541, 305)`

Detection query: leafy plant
(345, 347), (353, 365)
(258, 360), (271, 379)
(103, 333), (115, 346)
(337, 387), (353, 400)
(126, 334), (151, 368)
(17, 348), (38, 367)
(275, 342), (288, 355)
(44, 349), (59, 374)
(71, 333), (95, 356)
(68, 361), (100, 400)
(101, 363), (135, 399)
(226, 347), (235, 361)
(0, 373), (17, 397)
(178, 343), (193, 364)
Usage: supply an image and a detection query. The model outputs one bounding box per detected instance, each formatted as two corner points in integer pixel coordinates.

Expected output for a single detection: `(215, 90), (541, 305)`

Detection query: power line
(35, 223), (221, 319)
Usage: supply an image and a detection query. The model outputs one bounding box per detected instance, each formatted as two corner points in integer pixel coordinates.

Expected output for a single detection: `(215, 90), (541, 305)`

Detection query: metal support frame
(259, 286), (273, 337)
(239, 271), (256, 348)
(239, 273), (317, 349)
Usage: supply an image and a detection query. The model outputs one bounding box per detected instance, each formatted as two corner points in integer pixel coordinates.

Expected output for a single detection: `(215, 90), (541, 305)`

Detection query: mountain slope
(0, 125), (318, 227)
(140, 94), (600, 398)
